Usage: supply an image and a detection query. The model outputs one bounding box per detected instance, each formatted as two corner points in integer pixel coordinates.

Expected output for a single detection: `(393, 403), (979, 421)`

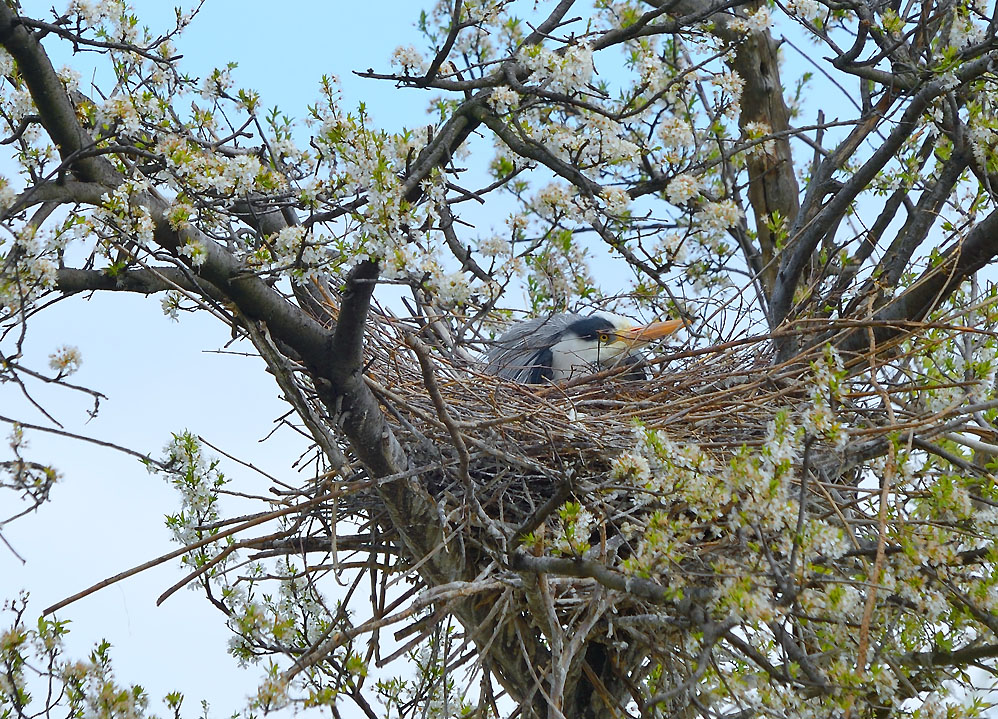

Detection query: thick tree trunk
(728, 11), (800, 298)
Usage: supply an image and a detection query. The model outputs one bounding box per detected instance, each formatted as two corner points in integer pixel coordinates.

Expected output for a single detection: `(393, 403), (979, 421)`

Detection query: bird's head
(482, 311), (685, 384)
(554, 313), (684, 376)
(577, 313), (683, 351)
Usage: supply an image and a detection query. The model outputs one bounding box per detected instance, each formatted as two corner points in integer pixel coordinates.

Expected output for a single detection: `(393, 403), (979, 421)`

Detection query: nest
(358, 313), (821, 529)
(339, 308), (990, 571)
(233, 303), (998, 708)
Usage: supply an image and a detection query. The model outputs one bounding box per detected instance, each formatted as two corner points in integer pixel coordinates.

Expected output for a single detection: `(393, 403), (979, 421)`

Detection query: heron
(483, 312), (684, 384)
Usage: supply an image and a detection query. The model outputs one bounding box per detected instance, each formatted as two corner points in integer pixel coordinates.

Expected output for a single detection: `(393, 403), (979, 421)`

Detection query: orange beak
(617, 318), (684, 345)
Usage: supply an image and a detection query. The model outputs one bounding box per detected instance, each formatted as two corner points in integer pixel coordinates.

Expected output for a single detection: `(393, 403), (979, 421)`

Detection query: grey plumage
(483, 314), (586, 383)
(483, 313), (663, 384)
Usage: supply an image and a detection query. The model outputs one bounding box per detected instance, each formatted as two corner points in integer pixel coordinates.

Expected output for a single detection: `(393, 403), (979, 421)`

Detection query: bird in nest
(482, 312), (684, 384)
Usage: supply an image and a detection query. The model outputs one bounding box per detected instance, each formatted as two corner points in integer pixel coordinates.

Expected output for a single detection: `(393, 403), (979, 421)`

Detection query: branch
(240, 317), (349, 471)
(6, 179), (109, 217)
(725, 9), (800, 299)
(284, 579), (504, 682)
(772, 49), (998, 335)
(42, 484), (358, 616)
(475, 104), (602, 197)
(406, 333), (471, 485)
(17, 17), (181, 65)
(901, 642), (998, 671)
(820, 135), (937, 308)
(510, 552), (678, 606)
(250, 534), (396, 558)
(328, 261), (378, 380)
(0, 5), (119, 185)
(838, 207), (998, 354)
(0, 413), (161, 471)
(865, 149), (970, 293)
(55, 266), (221, 297)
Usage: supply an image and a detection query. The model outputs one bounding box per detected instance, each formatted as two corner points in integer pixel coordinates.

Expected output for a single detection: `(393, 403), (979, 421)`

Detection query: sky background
(0, 1), (886, 715)
(2, 1), (440, 714)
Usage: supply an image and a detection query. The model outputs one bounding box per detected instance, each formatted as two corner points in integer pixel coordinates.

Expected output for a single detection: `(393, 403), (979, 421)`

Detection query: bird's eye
(598, 333), (611, 343)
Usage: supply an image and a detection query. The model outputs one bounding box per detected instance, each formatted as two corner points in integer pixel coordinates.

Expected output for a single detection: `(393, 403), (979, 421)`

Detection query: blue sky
(2, 1), (438, 713)
(2, 2), (885, 714)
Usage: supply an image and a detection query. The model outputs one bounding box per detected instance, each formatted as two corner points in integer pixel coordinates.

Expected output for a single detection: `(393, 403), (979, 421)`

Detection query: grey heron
(483, 313), (684, 384)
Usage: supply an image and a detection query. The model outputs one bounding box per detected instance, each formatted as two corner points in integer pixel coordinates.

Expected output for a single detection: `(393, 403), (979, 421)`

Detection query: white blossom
(489, 86), (519, 114)
(601, 187), (631, 216)
(610, 451), (651, 483)
(65, 0), (114, 26)
(658, 115), (695, 162)
(666, 174), (700, 205)
(161, 291), (182, 321)
(786, 0), (824, 22)
(180, 236), (208, 267)
(518, 43), (593, 93)
(475, 232), (507, 257)
(695, 200), (742, 233)
(730, 5), (772, 33)
(433, 269), (472, 305)
(391, 45), (427, 74)
(0, 175), (17, 215)
(949, 9), (987, 51)
(48, 346), (82, 376)
(200, 65), (235, 100)
(0, 47), (14, 76)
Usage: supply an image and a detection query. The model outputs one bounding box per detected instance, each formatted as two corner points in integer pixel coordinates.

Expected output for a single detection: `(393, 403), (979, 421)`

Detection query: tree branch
(0, 5), (119, 185)
(838, 207), (998, 355)
(55, 266), (220, 297)
(772, 49), (998, 337)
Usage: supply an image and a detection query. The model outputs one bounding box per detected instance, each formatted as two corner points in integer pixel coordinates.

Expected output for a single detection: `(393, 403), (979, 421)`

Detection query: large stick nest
(337, 308), (995, 575)
(234, 302), (998, 705)
(371, 321), (770, 501)
(354, 312), (865, 537)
